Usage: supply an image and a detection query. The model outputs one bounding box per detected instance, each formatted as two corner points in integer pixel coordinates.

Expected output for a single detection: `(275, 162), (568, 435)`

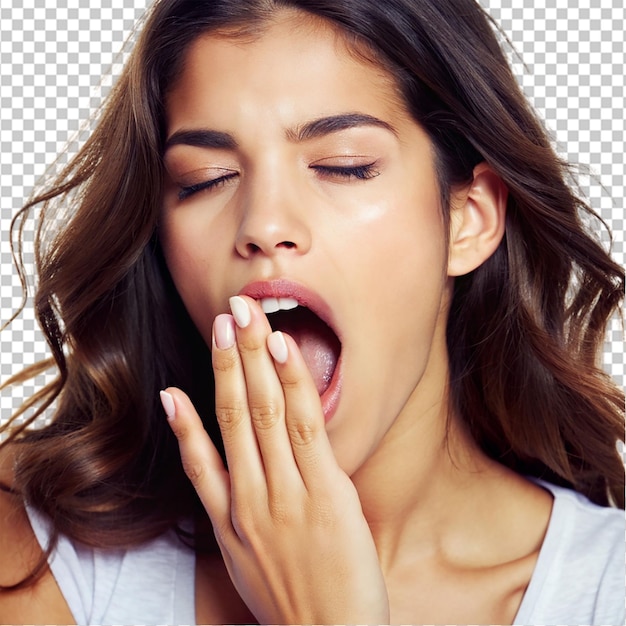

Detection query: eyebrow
(164, 112), (397, 152)
(164, 129), (238, 151)
(287, 112), (398, 141)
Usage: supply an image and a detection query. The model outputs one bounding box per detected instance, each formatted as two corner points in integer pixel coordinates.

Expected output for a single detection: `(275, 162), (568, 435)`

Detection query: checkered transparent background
(1, 1), (624, 428)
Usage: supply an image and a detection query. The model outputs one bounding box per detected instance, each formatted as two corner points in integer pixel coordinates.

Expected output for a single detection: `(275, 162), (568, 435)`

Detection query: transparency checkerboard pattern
(1, 0), (624, 428)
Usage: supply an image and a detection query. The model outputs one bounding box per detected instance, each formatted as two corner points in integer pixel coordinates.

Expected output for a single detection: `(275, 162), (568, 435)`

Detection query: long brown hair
(1, 0), (624, 587)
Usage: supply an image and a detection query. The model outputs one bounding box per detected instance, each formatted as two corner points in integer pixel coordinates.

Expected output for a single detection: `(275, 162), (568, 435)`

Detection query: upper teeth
(260, 297), (299, 314)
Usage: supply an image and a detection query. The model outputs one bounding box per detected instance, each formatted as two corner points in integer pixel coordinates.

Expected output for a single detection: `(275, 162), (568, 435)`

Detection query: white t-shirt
(27, 480), (625, 625)
(27, 505), (196, 624)
(514, 480), (624, 625)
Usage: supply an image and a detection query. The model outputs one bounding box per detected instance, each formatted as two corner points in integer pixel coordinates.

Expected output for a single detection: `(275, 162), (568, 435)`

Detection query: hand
(162, 295), (389, 625)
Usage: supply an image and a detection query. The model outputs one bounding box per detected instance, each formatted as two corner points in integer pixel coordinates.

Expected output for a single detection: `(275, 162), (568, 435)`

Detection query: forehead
(164, 9), (409, 134)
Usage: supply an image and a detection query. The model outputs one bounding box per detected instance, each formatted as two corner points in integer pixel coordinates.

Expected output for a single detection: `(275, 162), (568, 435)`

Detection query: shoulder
(0, 445), (198, 624)
(0, 444), (40, 586)
(0, 444), (75, 623)
(545, 482), (624, 565)
(516, 480), (625, 625)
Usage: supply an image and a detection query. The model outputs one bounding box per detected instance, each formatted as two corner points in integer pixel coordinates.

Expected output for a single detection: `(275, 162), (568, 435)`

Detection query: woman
(1, 0), (623, 623)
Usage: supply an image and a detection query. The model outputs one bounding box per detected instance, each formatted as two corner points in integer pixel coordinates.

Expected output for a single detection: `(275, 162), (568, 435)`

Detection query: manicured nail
(267, 331), (288, 364)
(213, 314), (236, 349)
(229, 296), (251, 328)
(160, 390), (176, 421)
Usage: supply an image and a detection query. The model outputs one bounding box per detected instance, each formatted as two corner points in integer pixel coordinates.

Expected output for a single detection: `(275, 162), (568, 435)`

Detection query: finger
(161, 387), (232, 537)
(229, 296), (301, 494)
(266, 331), (341, 492)
(212, 313), (266, 496)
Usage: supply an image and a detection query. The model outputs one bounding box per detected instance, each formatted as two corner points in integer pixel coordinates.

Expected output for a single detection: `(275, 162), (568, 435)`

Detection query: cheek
(387, 206), (448, 351)
(158, 213), (226, 341)
(360, 220), (447, 377)
(339, 196), (448, 409)
(348, 191), (448, 309)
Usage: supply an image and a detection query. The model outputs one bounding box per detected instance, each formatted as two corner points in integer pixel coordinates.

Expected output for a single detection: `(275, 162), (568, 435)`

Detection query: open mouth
(261, 297), (341, 396)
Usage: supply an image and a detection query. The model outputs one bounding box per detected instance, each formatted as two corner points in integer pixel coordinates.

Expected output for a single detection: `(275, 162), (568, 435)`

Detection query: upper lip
(238, 278), (341, 342)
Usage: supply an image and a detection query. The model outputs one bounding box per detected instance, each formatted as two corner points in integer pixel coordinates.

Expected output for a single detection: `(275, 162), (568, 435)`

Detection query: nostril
(241, 239), (299, 257)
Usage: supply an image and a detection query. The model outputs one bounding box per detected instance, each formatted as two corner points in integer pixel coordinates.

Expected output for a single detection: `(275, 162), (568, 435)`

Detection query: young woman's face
(160, 11), (453, 474)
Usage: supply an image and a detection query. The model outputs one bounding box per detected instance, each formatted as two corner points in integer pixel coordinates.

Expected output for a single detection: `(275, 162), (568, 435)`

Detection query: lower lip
(320, 353), (342, 423)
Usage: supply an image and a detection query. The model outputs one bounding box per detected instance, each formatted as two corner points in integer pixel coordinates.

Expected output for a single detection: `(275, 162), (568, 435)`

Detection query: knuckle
(236, 335), (263, 356)
(267, 497), (296, 526)
(169, 419), (190, 442)
(249, 400), (282, 431)
(287, 417), (318, 448)
(215, 403), (246, 432)
(231, 500), (261, 539)
(181, 459), (205, 489)
(279, 370), (305, 389)
(212, 350), (239, 373)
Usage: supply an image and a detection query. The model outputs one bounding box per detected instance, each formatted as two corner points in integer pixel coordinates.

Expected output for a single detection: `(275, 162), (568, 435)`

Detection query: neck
(352, 394), (482, 556)
(347, 298), (553, 584)
(349, 325), (522, 574)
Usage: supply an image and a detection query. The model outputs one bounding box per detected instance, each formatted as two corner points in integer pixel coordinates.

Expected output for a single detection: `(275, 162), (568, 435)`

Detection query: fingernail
(267, 331), (288, 364)
(160, 390), (176, 421)
(229, 296), (251, 328)
(214, 314), (236, 349)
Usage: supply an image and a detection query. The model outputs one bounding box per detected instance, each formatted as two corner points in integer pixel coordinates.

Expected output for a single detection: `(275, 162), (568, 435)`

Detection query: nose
(234, 182), (312, 259)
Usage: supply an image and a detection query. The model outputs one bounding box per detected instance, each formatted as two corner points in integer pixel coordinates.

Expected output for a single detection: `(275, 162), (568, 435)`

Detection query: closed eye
(176, 162), (378, 199)
(311, 162), (380, 182)
(178, 172), (239, 200)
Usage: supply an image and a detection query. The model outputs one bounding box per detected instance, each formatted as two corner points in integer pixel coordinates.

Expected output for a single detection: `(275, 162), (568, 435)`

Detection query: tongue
(269, 308), (340, 395)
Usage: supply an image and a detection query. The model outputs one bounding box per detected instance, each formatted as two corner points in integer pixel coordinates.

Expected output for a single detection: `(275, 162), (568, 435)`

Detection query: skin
(0, 451), (75, 623)
(160, 9), (553, 625)
(0, 8), (553, 625)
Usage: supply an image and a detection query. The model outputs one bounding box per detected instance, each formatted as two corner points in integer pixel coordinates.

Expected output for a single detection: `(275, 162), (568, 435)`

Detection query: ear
(447, 162), (508, 277)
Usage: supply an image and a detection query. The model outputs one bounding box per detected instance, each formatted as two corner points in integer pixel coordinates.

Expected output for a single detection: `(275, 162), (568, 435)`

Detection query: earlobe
(447, 162), (508, 277)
